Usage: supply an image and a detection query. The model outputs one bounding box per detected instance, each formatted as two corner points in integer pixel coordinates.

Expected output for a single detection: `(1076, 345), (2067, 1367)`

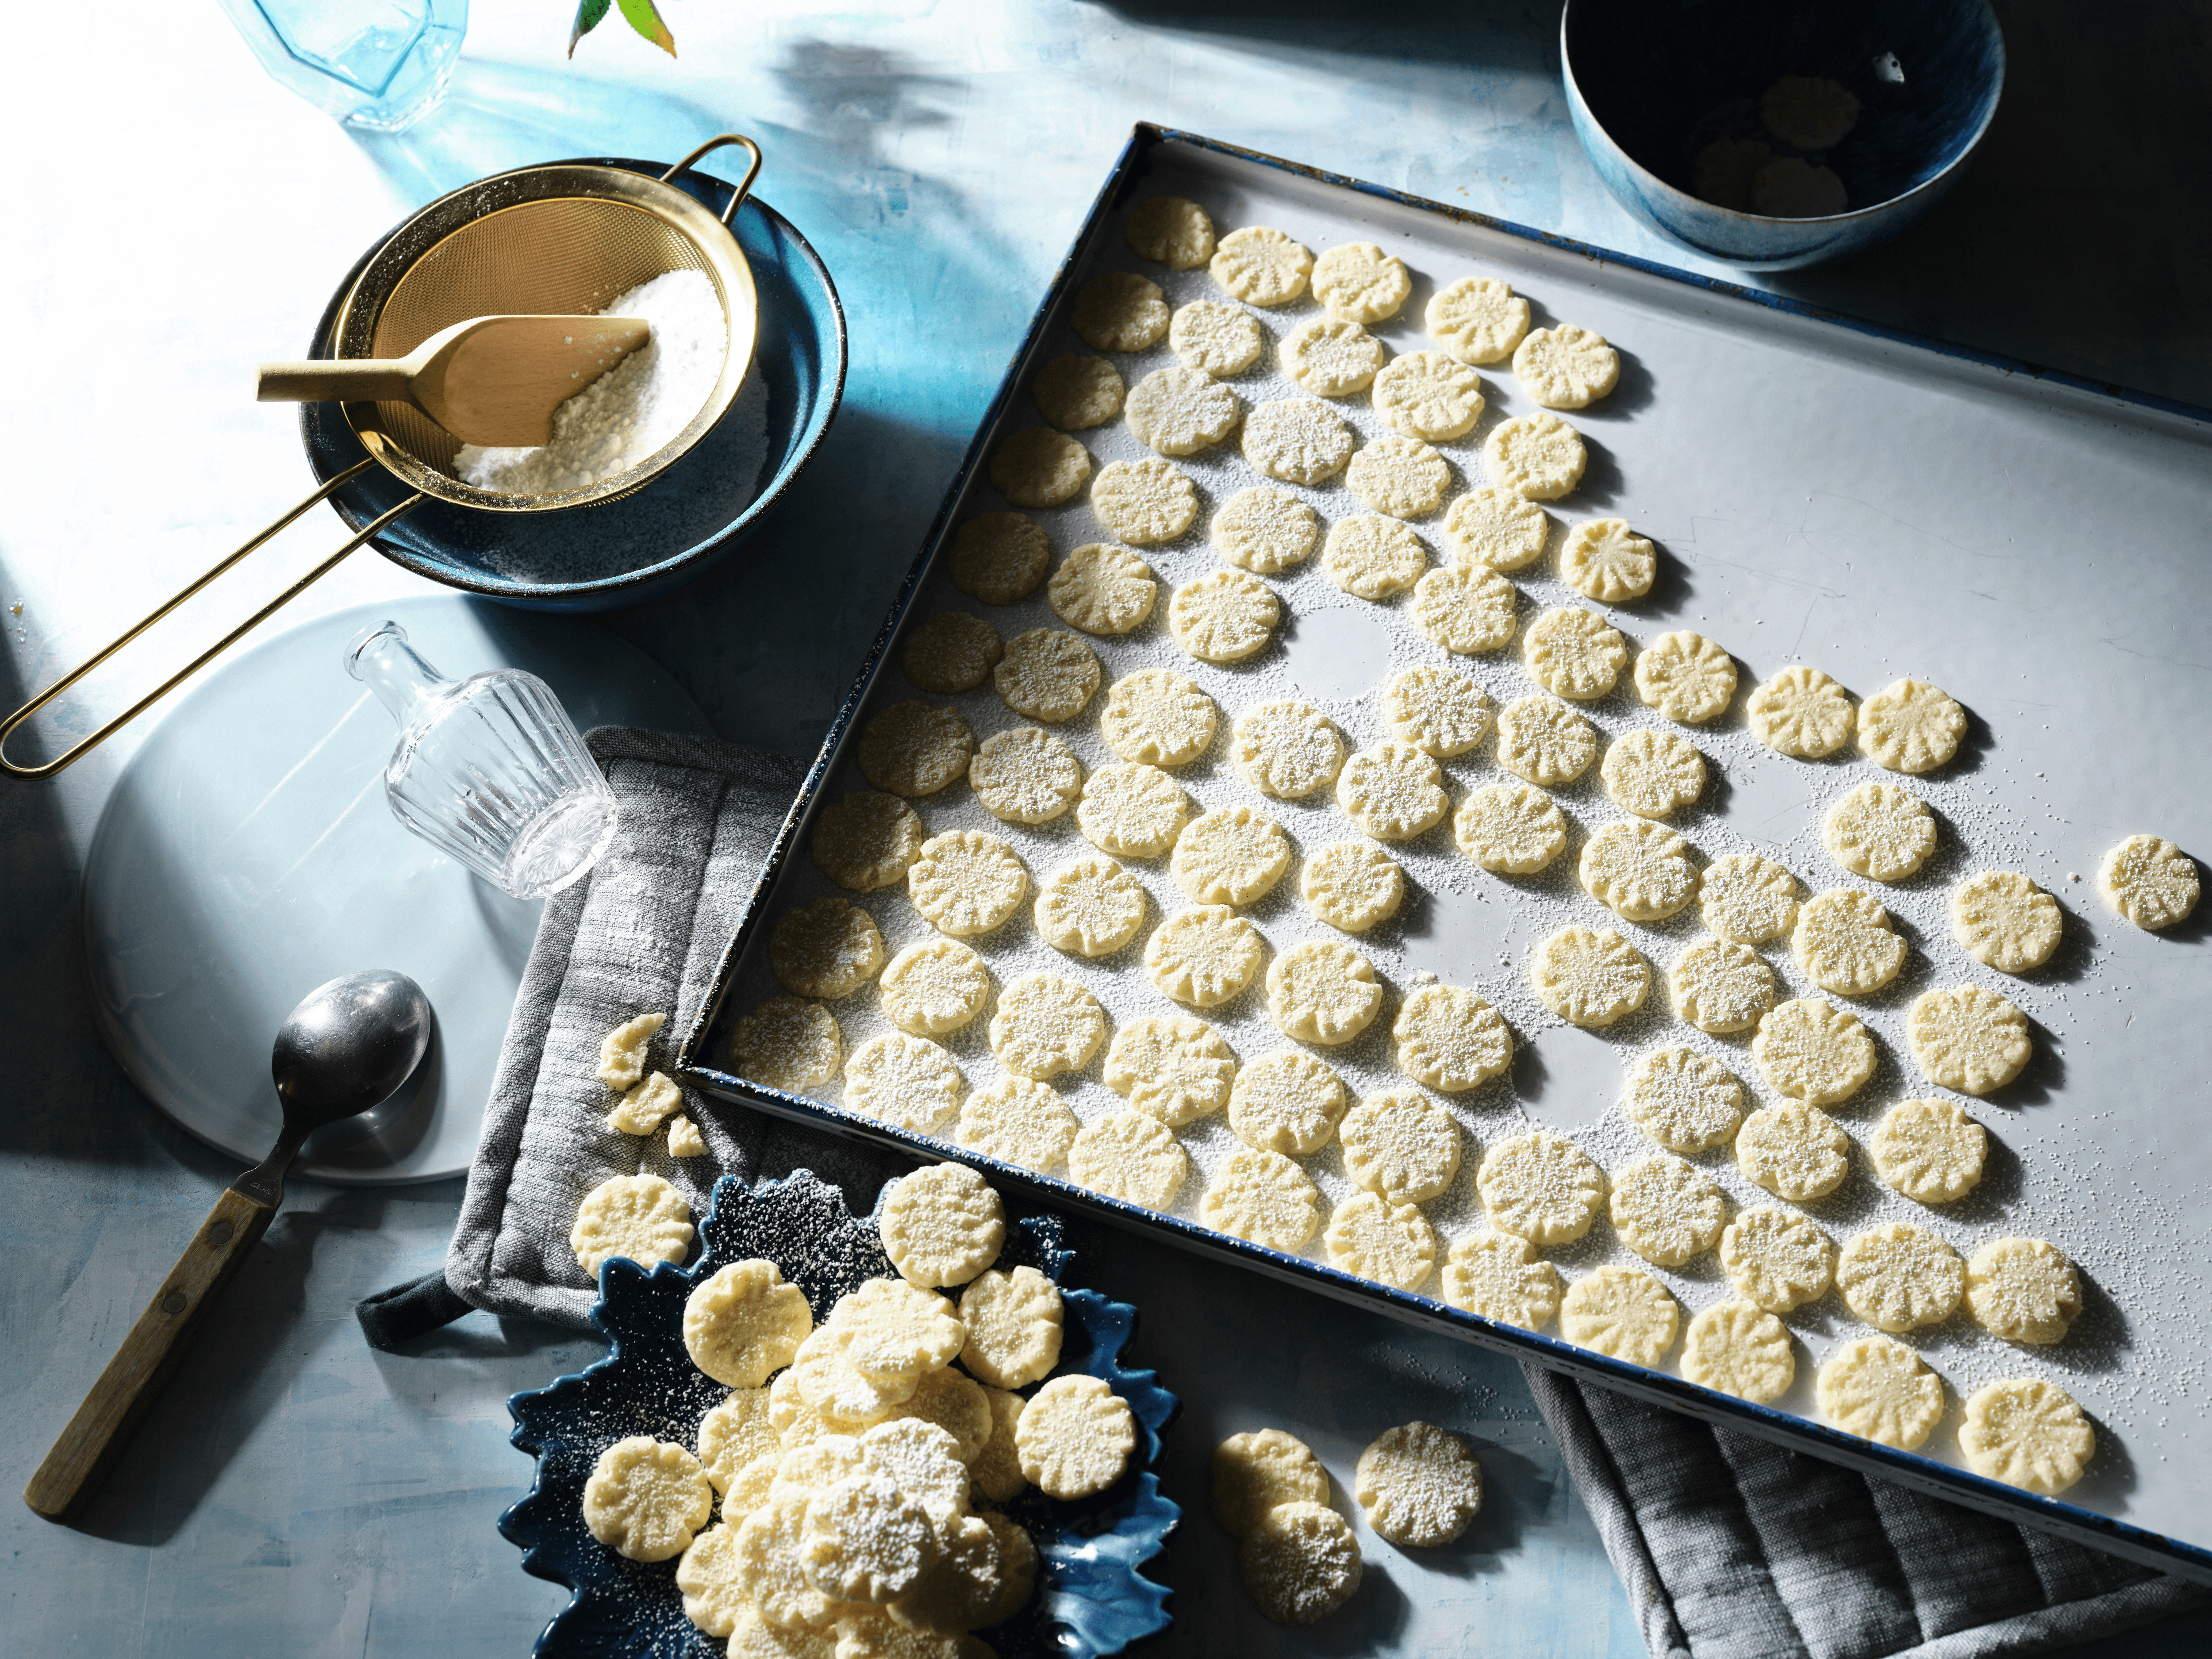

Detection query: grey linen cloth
(390, 727), (2207, 1654)
(1522, 1362), (2210, 1658)
(440, 726), (899, 1330)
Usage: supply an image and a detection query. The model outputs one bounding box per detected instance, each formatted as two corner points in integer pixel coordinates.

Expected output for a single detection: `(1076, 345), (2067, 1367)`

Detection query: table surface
(4, 2), (2209, 1655)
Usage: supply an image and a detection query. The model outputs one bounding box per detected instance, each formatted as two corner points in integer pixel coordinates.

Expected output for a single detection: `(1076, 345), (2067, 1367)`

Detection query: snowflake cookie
(685, 1258), (814, 1386)
(1836, 1222), (1966, 1333)
(1966, 1237), (2081, 1344)
(1633, 630), (1737, 724)
(1580, 818), (1698, 922)
(1210, 1428), (1329, 1537)
(1239, 1500), (1363, 1625)
(1453, 782), (1569, 874)
(957, 1265), (1064, 1387)
(584, 1436), (714, 1562)
(731, 997), (843, 1092)
(1202, 1147), (1325, 1251)
(1959, 1380), (2093, 1495)
(1211, 486), (1320, 575)
(1735, 1103), (1850, 1202)
(1125, 195), (1215, 267)
(1559, 517), (1654, 602)
(1609, 1154), (1726, 1267)
(1667, 936), (1775, 1034)
(1340, 1089), (1462, 1203)
(1752, 997), (1875, 1106)
(1393, 984), (1513, 1092)
(1145, 906), (1266, 1008)
(1425, 275), (1529, 365)
(1228, 1049), (1349, 1156)
(1951, 871), (2062, 973)
(1104, 1014), (1237, 1126)
(1869, 1097), (1986, 1204)
(572, 1174), (694, 1275)
(1857, 678), (1965, 774)
(1355, 1422), (1482, 1547)
(1560, 1266), (1678, 1366)
(1907, 983), (2031, 1095)
(1033, 855), (1148, 957)
(1478, 1130), (1605, 1244)
(1624, 1046), (1745, 1153)
(1822, 780), (1936, 883)
(1512, 324), (1620, 411)
(2098, 834), (2199, 930)
(1071, 270), (1170, 351)
(1600, 728), (1706, 818)
(1067, 1112), (1190, 1210)
(1101, 668), (1218, 767)
(1679, 1302), (1793, 1405)
(1210, 226), (1313, 307)
(1015, 1375), (1137, 1499)
(812, 791), (926, 893)
(1267, 940), (1385, 1045)
(1816, 1336), (1944, 1451)
(1301, 840), (1406, 932)
(879, 1163), (1005, 1289)
(1531, 925), (1651, 1026)
(1443, 1232), (1562, 1330)
(1746, 666), (1852, 759)
(1720, 1204), (1834, 1313)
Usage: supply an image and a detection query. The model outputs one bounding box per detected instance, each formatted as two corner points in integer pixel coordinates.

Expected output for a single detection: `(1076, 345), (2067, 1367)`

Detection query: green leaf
(616, 0), (677, 57)
(568, 0), (610, 58)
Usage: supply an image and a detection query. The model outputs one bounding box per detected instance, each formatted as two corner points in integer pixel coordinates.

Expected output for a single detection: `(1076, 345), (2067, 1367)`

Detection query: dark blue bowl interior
(499, 1171), (1179, 1659)
(301, 157), (845, 613)
(1565, 0), (2002, 211)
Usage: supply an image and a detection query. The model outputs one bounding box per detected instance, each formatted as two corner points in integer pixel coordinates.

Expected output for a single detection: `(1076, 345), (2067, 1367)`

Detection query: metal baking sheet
(679, 124), (2212, 1578)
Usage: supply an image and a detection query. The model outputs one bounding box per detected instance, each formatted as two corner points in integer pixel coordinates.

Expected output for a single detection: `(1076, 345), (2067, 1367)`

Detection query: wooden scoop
(256, 314), (651, 447)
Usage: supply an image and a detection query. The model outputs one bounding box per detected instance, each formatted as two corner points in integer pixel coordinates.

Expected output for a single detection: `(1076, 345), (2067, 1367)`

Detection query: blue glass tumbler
(218, 0), (469, 133)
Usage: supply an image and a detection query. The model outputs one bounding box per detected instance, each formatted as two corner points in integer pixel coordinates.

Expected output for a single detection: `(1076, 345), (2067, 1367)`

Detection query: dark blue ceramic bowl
(499, 1171), (1179, 1658)
(300, 158), (846, 612)
(1563, 0), (2005, 269)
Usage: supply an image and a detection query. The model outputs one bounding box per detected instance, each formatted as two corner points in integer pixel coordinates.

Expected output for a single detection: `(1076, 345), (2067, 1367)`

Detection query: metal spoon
(23, 970), (432, 1522)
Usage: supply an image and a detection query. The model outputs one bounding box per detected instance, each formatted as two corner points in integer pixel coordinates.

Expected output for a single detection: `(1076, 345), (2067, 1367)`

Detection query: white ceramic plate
(81, 595), (711, 1185)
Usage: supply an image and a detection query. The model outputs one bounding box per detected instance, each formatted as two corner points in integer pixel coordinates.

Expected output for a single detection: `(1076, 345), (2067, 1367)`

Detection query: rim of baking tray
(302, 155), (847, 601)
(674, 119), (2212, 1587)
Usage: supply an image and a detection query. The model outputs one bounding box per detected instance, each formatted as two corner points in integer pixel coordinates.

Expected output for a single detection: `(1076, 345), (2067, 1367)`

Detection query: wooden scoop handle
(23, 1187), (276, 1522)
(256, 360), (417, 404)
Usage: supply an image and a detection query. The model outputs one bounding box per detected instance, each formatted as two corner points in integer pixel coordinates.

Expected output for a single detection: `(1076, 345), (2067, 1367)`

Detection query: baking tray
(677, 123), (2212, 1580)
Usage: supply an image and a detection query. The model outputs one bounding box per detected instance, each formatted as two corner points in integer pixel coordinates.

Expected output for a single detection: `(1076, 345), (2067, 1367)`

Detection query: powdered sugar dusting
(457, 267), (727, 495)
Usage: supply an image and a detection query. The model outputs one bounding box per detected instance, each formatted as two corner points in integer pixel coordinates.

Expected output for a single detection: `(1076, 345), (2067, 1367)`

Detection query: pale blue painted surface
(2, 2), (2209, 1654)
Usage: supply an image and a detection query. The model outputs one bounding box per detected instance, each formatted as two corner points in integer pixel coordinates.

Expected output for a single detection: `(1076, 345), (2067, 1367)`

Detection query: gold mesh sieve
(3, 135), (763, 779)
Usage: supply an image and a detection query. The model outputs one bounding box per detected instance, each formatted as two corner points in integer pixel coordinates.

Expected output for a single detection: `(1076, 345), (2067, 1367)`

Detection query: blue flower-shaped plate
(500, 1171), (1180, 1657)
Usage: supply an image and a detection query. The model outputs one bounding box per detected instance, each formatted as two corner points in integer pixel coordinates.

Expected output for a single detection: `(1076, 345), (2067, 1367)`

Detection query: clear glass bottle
(217, 0), (469, 133)
(346, 622), (617, 899)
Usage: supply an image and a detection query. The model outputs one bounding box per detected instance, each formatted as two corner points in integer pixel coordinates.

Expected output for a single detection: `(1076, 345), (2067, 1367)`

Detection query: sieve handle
(661, 134), (763, 227)
(256, 361), (419, 406)
(0, 465), (426, 781)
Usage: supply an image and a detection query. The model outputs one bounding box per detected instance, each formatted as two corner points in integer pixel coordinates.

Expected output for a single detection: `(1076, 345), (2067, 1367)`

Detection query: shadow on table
(1108, 0), (2212, 407)
(345, 58), (1031, 751)
(66, 1190), (385, 1548)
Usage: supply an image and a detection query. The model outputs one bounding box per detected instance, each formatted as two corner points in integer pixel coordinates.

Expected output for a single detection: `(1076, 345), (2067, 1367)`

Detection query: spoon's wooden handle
(23, 1187), (276, 1522)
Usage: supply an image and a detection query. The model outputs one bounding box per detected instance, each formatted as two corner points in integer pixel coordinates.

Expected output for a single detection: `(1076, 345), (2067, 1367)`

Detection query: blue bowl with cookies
(499, 1169), (1179, 1658)
(1561, 0), (2006, 269)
